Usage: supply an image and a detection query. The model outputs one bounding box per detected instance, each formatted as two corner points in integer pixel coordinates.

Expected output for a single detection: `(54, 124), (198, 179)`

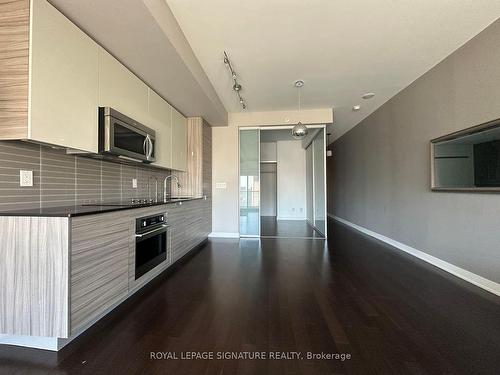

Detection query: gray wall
(331, 19), (500, 283)
(0, 141), (173, 210)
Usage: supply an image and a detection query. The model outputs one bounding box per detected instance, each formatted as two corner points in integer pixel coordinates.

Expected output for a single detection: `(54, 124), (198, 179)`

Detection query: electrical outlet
(132, 178), (137, 188)
(20, 170), (33, 187)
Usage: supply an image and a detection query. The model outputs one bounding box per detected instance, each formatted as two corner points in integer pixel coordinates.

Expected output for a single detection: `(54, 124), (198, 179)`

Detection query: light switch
(132, 178), (137, 188)
(20, 170), (33, 187)
(215, 182), (227, 189)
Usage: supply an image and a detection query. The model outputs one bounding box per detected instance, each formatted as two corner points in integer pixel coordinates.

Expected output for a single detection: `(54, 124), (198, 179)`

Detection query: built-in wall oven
(99, 107), (156, 163)
(135, 213), (170, 279)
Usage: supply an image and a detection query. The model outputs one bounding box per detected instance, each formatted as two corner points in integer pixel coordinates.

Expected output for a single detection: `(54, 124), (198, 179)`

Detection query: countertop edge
(0, 197), (207, 218)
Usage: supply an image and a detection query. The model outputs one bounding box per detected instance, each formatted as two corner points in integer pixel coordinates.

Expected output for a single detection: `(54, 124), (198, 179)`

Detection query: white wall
(229, 108), (333, 127)
(260, 142), (277, 162)
(212, 125), (239, 234)
(260, 163), (277, 216)
(277, 140), (306, 219)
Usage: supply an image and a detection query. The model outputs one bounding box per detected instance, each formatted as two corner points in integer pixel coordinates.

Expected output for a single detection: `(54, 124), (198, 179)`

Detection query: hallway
(1, 220), (499, 375)
(260, 216), (324, 238)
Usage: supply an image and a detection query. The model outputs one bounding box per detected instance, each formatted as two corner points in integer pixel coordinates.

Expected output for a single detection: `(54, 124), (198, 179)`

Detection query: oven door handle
(135, 224), (169, 238)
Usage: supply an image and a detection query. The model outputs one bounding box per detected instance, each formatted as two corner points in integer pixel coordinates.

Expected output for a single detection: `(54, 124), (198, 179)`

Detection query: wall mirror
(431, 118), (500, 191)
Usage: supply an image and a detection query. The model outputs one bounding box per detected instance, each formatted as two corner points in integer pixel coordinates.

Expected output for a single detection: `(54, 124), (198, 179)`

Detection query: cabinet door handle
(147, 136), (153, 160)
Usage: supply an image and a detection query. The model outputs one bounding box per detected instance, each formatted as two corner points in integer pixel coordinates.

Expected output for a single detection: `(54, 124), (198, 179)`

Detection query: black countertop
(0, 197), (203, 217)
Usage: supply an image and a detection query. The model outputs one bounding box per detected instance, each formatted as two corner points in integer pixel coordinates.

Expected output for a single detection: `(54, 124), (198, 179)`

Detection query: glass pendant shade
(291, 122), (308, 139)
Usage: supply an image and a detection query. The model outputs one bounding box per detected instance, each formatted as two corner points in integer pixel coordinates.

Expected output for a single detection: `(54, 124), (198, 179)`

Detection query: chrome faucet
(163, 175), (181, 202)
(148, 175), (158, 202)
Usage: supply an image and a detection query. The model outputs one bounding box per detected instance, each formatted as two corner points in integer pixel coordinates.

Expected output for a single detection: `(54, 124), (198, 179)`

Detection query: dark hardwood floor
(261, 216), (324, 238)
(1, 219), (499, 374)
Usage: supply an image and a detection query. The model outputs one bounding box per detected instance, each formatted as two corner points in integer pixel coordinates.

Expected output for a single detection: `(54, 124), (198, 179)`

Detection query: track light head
(224, 51), (246, 110)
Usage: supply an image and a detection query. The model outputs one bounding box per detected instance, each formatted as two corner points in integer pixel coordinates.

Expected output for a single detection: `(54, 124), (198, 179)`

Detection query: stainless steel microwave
(99, 107), (156, 163)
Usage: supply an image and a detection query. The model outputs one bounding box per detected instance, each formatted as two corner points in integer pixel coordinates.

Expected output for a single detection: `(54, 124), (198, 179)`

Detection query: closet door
(306, 145), (314, 224)
(313, 129), (326, 236)
(239, 129), (260, 236)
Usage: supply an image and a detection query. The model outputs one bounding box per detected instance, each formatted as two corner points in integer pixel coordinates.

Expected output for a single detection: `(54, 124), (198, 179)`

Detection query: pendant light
(291, 80), (308, 139)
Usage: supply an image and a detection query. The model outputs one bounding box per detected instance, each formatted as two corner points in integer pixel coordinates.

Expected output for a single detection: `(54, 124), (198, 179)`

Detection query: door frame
(302, 128), (327, 237)
(238, 125), (327, 239)
(238, 127), (261, 237)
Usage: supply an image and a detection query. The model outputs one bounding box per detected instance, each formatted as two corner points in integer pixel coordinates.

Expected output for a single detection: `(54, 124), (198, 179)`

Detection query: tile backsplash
(0, 141), (173, 210)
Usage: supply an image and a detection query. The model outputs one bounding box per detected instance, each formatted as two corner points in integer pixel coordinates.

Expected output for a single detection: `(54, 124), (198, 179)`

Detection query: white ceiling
(49, 0), (227, 126)
(167, 0), (500, 140)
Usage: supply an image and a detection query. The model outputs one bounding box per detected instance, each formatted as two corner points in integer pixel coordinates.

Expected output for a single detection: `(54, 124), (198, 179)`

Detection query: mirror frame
(430, 117), (500, 192)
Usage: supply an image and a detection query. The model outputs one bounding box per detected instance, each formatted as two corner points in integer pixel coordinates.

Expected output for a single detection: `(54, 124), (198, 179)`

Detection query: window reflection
(432, 119), (500, 190)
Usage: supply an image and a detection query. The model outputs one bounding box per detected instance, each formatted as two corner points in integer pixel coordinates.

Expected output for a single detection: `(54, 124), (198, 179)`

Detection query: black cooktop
(0, 197), (201, 217)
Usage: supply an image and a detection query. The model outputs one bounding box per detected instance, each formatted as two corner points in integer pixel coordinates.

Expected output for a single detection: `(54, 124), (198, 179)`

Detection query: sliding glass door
(239, 129), (260, 236)
(305, 128), (327, 237)
(313, 129), (326, 236)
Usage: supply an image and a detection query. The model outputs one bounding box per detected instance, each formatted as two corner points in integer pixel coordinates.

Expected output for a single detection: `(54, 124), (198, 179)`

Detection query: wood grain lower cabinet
(0, 217), (69, 338)
(0, 199), (211, 340)
(167, 199), (212, 262)
(70, 212), (132, 334)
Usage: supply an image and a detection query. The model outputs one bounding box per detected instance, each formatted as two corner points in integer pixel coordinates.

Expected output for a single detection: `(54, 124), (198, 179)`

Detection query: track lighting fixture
(223, 51), (246, 110)
(224, 51), (247, 109)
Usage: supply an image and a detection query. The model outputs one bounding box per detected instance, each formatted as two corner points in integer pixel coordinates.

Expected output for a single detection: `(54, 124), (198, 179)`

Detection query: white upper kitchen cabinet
(171, 107), (188, 171)
(148, 89), (172, 169)
(98, 48), (149, 125)
(29, 0), (99, 153)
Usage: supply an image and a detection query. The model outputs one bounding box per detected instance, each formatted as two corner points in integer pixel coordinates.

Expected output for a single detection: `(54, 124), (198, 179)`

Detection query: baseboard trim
(332, 215), (500, 298)
(209, 232), (239, 238)
(0, 335), (59, 351)
(276, 217), (307, 221)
